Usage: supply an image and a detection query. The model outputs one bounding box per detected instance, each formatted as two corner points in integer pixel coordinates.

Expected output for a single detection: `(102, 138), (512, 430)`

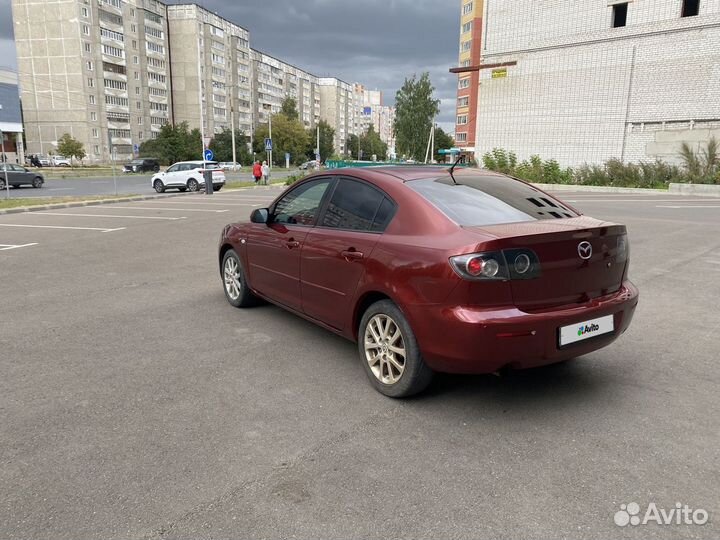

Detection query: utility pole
(316, 125), (320, 165)
(230, 103), (237, 167)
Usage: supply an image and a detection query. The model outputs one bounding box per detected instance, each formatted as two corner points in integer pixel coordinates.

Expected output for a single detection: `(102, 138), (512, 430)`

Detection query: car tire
(153, 179), (165, 193)
(187, 178), (200, 192)
(32, 177), (43, 188)
(0, 179), (5, 189)
(222, 249), (259, 308)
(214, 185), (222, 192)
(358, 300), (434, 398)
(178, 187), (187, 192)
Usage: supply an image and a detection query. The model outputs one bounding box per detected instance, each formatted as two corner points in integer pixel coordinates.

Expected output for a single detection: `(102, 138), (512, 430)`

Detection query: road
(0, 188), (718, 539)
(1, 169), (298, 199)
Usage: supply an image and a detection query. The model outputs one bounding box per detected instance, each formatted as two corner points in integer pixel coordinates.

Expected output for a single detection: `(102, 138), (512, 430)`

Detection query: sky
(0, 0), (459, 132)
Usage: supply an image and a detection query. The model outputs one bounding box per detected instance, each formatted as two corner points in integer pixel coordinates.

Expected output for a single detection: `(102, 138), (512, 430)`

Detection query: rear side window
(321, 178), (394, 232)
(408, 174), (578, 226)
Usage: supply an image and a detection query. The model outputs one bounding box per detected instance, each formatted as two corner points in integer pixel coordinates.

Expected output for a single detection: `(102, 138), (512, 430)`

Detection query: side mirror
(250, 208), (269, 224)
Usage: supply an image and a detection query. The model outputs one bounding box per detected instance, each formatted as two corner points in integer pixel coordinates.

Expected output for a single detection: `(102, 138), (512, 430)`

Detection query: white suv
(51, 156), (71, 167)
(151, 161), (226, 193)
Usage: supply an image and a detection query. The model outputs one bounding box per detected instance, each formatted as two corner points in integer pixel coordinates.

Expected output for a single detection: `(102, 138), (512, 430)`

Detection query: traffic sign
(265, 138), (273, 151)
(204, 149), (214, 161)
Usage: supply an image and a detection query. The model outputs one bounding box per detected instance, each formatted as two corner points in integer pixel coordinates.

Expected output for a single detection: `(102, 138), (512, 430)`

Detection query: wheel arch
(352, 290), (396, 342)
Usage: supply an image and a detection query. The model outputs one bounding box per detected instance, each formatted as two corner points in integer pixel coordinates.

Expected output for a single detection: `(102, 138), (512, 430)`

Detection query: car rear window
(407, 174), (579, 226)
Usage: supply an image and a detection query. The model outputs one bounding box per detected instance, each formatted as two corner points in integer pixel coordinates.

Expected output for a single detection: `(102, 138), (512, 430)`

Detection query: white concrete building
(475, 0), (720, 166)
(12, 0), (172, 162)
(353, 84), (396, 152)
(319, 78), (355, 156)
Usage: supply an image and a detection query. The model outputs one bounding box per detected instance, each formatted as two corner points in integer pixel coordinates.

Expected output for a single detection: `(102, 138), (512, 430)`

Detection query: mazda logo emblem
(578, 241), (593, 260)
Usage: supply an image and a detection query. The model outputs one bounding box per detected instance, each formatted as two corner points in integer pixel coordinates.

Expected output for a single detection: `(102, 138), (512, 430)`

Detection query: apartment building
(167, 4), (252, 137)
(12, 0), (172, 162)
(353, 84), (396, 152)
(474, 0), (720, 166)
(319, 78), (355, 156)
(452, 0), (483, 158)
(251, 49), (321, 132)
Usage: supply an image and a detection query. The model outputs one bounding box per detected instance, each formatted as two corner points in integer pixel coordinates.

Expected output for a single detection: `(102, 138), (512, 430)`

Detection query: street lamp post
(230, 103), (237, 168)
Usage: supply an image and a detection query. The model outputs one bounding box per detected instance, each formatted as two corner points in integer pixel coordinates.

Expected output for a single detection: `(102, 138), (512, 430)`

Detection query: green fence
(325, 160), (471, 170)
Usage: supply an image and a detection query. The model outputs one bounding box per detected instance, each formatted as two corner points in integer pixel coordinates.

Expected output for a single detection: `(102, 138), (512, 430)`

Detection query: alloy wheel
(364, 314), (406, 385)
(188, 179), (199, 192)
(224, 255), (242, 301)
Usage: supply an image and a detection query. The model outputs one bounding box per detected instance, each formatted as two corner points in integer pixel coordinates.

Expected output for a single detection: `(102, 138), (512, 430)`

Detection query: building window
(94, 145), (99, 154)
(133, 56), (139, 65)
(82, 25), (90, 35)
(136, 101), (141, 110)
(84, 42), (91, 53)
(90, 111), (97, 121)
(457, 115), (468, 125)
(456, 132), (467, 142)
(132, 40), (137, 49)
(92, 128), (99, 138)
(682, 0), (700, 16)
(87, 77), (95, 87)
(462, 22), (472, 33)
(458, 78), (470, 89)
(131, 24), (136, 33)
(612, 3), (628, 27)
(458, 96), (469, 107)
(87, 61), (94, 71)
(461, 40), (472, 52)
(89, 94), (96, 104)
(138, 117), (143, 125)
(462, 2), (473, 15)
(81, 7), (88, 18)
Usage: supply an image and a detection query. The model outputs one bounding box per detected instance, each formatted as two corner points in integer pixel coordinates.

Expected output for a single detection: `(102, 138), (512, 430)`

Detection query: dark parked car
(218, 166), (638, 397)
(123, 158), (160, 173)
(0, 164), (44, 189)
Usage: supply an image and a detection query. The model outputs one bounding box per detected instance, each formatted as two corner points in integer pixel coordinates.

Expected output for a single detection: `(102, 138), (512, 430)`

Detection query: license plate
(559, 314), (614, 346)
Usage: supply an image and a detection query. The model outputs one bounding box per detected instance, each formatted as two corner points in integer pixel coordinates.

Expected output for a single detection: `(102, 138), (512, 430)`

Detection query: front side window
(320, 178), (392, 232)
(272, 178), (333, 226)
(408, 174), (579, 226)
(166, 164), (180, 173)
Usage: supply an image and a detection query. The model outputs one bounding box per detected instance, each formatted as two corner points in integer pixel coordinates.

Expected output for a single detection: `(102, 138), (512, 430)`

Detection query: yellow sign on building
(492, 68), (508, 79)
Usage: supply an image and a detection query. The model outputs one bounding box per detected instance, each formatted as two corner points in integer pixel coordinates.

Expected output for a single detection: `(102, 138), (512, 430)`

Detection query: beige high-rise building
(353, 83), (396, 153)
(167, 4), (252, 138)
(12, 0), (172, 162)
(250, 50), (321, 132)
(319, 78), (354, 156)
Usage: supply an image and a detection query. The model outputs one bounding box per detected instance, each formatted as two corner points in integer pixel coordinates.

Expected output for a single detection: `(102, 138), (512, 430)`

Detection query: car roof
(332, 165), (509, 182)
(174, 160), (218, 165)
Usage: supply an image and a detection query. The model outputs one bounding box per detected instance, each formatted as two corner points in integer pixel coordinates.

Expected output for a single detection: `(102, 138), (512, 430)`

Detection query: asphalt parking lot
(1, 187), (718, 539)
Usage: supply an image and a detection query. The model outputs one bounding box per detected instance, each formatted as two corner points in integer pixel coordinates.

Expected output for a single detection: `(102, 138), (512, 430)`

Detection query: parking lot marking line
(48, 188), (75, 192)
(656, 205), (720, 209)
(0, 224), (125, 232)
(33, 212), (187, 221)
(136, 200), (263, 207)
(107, 206), (229, 213)
(90, 181), (111, 184)
(0, 243), (39, 251)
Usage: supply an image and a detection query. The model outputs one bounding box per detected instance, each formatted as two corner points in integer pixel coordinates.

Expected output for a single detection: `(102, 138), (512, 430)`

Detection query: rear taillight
(450, 249), (541, 281)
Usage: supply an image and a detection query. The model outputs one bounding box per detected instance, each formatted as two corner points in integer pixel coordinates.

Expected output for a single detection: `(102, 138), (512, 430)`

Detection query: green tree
(139, 122), (203, 165)
(56, 133), (86, 164)
(433, 127), (455, 162)
(252, 113), (308, 166)
(209, 128), (252, 165)
(305, 120), (335, 162)
(347, 125), (388, 161)
(394, 72), (440, 161)
(280, 97), (299, 121)
(679, 137), (719, 182)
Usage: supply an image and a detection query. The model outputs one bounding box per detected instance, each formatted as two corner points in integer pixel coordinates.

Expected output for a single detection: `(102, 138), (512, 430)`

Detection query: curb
(668, 183), (720, 197)
(530, 183), (669, 194)
(0, 183), (287, 215)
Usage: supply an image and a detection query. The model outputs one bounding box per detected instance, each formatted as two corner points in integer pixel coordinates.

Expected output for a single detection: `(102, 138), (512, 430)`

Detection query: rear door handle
(341, 250), (364, 261)
(286, 240), (300, 249)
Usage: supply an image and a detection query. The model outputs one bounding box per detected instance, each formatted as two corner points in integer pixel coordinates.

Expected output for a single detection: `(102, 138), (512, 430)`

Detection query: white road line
(0, 243), (39, 251)
(0, 224), (125, 232)
(656, 205), (720, 209)
(90, 181), (111, 184)
(706, 260), (720, 265)
(33, 212), (187, 221)
(106, 205), (229, 213)
(48, 188), (75, 191)
(136, 200), (261, 207)
(565, 198), (720, 203)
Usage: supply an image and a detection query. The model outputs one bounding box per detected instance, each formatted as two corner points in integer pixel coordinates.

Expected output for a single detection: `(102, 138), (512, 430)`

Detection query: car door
(300, 178), (397, 330)
(246, 177), (335, 311)
(165, 164), (185, 186)
(14, 165), (32, 185)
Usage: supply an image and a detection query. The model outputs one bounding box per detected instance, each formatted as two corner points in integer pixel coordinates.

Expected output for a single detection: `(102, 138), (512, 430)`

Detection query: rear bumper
(405, 281), (639, 374)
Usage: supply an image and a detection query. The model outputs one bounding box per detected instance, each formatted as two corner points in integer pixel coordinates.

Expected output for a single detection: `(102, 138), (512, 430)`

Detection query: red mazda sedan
(218, 166), (638, 397)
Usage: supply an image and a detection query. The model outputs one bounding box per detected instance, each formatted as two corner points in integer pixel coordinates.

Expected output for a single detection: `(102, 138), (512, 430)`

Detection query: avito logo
(578, 323), (600, 336)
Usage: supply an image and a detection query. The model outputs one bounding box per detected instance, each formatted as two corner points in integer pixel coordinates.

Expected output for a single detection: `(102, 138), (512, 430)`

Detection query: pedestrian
(261, 160), (269, 185)
(252, 160), (262, 184)
(1, 152), (5, 163)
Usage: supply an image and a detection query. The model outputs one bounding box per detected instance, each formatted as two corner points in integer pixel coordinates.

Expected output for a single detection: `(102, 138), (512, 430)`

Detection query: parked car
(51, 155), (71, 167)
(151, 161), (226, 193)
(299, 160), (319, 170)
(217, 166), (639, 397)
(33, 155), (51, 167)
(0, 164), (44, 189)
(219, 161), (242, 172)
(123, 158), (160, 173)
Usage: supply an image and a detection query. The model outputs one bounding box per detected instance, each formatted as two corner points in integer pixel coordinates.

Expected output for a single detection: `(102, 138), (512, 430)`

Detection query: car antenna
(447, 155), (462, 185)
